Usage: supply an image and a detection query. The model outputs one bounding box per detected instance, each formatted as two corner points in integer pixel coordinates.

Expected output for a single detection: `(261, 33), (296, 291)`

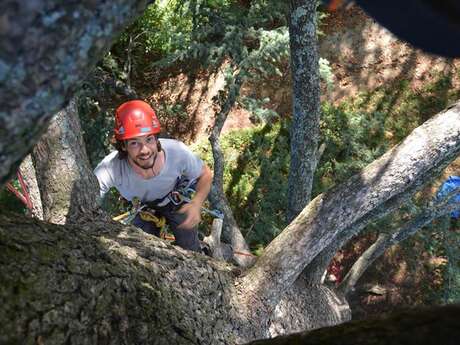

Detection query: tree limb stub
(240, 102), (460, 309)
(0, 0), (153, 186)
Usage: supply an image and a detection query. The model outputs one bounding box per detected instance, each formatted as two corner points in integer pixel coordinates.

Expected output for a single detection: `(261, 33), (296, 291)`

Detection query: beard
(130, 152), (157, 170)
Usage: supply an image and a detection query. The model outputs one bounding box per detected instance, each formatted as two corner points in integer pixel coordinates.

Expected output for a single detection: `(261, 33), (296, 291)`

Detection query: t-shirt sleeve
(93, 160), (114, 200)
(177, 142), (204, 181)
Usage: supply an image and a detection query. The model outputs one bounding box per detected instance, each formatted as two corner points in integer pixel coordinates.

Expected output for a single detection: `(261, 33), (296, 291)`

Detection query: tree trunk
(209, 71), (254, 268)
(0, 0), (153, 187)
(286, 0), (321, 222)
(32, 99), (100, 224)
(19, 155), (44, 219)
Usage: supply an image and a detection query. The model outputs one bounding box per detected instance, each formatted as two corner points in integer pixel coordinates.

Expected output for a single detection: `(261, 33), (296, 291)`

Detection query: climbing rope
(5, 170), (33, 213)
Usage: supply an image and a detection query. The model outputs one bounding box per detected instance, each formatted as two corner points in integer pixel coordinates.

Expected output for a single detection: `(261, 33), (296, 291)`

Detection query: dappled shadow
(223, 123), (290, 246)
(319, 6), (460, 107)
(144, 61), (227, 143)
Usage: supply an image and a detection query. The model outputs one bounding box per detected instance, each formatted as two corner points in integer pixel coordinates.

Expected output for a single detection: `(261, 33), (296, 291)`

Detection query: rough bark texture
(286, 0), (321, 222)
(0, 213), (247, 344)
(0, 213), (348, 344)
(0, 0), (153, 187)
(246, 304), (460, 345)
(268, 277), (350, 337)
(19, 155), (44, 219)
(239, 102), (460, 310)
(32, 99), (100, 224)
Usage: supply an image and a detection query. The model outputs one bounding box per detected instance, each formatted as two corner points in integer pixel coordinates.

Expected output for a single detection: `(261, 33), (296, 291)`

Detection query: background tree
(31, 99), (101, 224)
(16, 155), (44, 219)
(286, 0), (321, 222)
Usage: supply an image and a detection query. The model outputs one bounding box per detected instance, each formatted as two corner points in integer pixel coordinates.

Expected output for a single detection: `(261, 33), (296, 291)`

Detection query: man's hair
(112, 135), (162, 160)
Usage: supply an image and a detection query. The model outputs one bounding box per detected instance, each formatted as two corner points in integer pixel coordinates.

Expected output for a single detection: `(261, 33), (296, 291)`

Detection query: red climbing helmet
(114, 100), (161, 140)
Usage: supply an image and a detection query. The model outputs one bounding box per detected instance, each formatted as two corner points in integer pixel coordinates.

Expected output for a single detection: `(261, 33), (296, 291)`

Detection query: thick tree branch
(0, 213), (252, 344)
(239, 102), (460, 310)
(0, 0), (153, 186)
(0, 212), (348, 343)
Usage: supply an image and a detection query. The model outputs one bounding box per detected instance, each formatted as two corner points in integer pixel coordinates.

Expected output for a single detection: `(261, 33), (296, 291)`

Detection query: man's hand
(177, 164), (212, 230)
(178, 201), (202, 230)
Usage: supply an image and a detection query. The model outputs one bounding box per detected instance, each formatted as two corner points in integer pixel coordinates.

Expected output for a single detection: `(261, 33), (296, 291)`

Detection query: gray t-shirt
(94, 138), (204, 204)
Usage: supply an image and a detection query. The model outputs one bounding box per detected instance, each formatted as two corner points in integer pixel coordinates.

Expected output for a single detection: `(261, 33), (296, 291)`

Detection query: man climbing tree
(94, 100), (213, 252)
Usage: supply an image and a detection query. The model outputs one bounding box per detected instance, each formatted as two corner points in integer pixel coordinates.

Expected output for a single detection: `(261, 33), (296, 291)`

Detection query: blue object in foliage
(437, 176), (460, 219)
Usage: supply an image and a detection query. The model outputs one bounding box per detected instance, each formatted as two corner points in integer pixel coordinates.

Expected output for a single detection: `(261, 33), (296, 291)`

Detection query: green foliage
(194, 121), (290, 246)
(119, 1), (194, 57)
(316, 72), (460, 195)
(314, 103), (388, 195)
(239, 96), (278, 123)
(77, 97), (114, 168)
(194, 71), (460, 251)
(76, 53), (132, 168)
(319, 57), (334, 90)
(150, 0), (288, 70)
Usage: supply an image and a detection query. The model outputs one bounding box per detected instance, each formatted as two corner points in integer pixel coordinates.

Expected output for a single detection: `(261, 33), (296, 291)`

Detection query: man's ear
(121, 141), (127, 152)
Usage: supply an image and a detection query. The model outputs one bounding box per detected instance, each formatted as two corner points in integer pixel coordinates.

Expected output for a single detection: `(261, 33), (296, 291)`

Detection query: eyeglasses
(126, 135), (156, 149)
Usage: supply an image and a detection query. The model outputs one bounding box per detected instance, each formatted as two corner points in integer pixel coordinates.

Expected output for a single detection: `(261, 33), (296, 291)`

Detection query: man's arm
(178, 164), (213, 229)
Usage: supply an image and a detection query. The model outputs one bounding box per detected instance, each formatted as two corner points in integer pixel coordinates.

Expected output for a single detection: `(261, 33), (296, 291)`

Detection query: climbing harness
(168, 187), (224, 219)
(113, 190), (223, 237)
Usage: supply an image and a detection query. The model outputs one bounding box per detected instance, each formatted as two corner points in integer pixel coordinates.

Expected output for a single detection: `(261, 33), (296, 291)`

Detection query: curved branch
(239, 102), (460, 309)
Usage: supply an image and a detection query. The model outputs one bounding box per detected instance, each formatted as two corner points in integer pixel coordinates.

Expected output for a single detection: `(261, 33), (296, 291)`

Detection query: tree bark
(286, 0), (321, 222)
(19, 155), (44, 219)
(32, 99), (100, 224)
(0, 213), (248, 344)
(0, 213), (348, 344)
(239, 102), (460, 310)
(0, 0), (153, 187)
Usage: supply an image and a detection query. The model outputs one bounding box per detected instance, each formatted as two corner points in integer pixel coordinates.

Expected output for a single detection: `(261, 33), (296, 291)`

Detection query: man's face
(124, 134), (158, 170)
